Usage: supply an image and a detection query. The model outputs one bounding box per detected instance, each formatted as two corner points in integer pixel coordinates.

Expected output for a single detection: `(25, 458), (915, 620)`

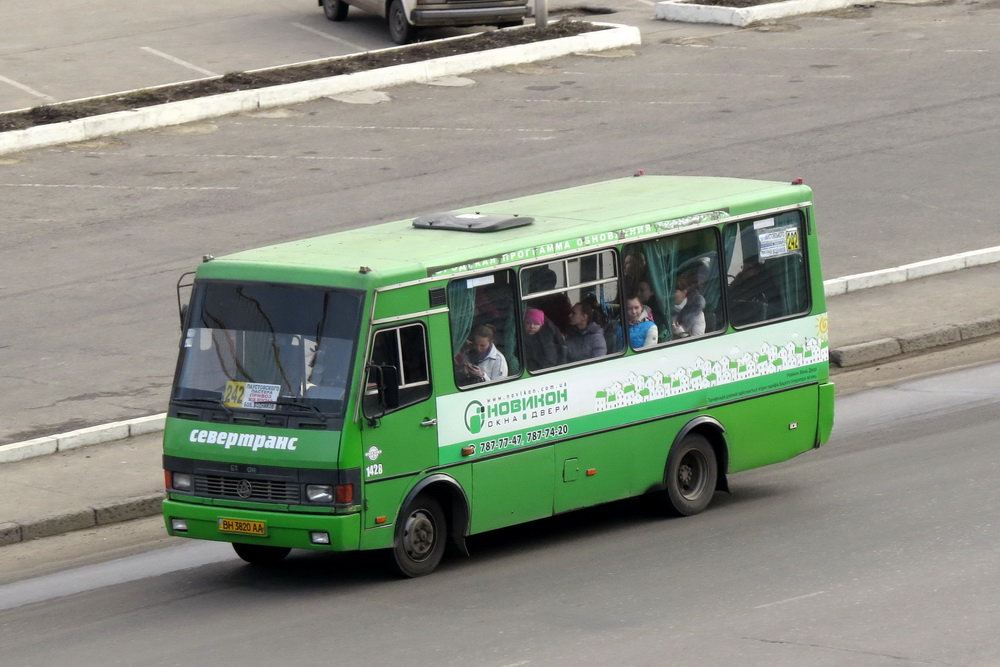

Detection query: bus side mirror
(378, 365), (400, 410)
(365, 364), (400, 422)
(179, 303), (188, 329)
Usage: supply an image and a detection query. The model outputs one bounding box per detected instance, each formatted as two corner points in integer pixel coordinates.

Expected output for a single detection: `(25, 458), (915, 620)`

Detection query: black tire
(322, 0), (349, 21)
(391, 494), (446, 577)
(232, 542), (291, 565)
(387, 0), (416, 44)
(662, 433), (718, 516)
(495, 21), (523, 29)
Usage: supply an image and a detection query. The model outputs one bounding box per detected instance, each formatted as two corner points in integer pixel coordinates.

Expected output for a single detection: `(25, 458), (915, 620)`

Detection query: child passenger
(522, 308), (564, 371)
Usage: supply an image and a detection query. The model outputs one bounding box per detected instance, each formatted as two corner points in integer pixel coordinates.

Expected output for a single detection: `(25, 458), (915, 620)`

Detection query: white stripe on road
(754, 590), (827, 609)
(140, 47), (218, 77)
(0, 183), (237, 191)
(0, 74), (55, 102)
(64, 151), (391, 161)
(291, 22), (368, 53)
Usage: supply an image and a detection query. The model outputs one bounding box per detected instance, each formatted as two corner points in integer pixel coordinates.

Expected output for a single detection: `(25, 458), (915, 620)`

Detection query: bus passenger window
(724, 212), (809, 327)
(624, 228), (725, 346)
(521, 251), (623, 365)
(449, 270), (519, 387)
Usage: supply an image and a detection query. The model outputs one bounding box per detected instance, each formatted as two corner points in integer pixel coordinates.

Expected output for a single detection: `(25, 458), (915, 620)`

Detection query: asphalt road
(1, 0), (408, 111)
(2, 361), (999, 665)
(0, 0), (638, 111)
(2, 0), (998, 445)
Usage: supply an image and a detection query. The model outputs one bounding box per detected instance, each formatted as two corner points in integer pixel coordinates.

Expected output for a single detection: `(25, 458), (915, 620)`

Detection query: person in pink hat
(522, 308), (565, 371)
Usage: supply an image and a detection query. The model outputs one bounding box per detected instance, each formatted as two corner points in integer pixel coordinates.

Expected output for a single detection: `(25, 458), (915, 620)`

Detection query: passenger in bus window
(623, 250), (648, 288)
(635, 279), (659, 322)
(525, 267), (572, 333)
(523, 308), (565, 371)
(625, 296), (658, 348)
(565, 302), (607, 362)
(457, 324), (508, 383)
(728, 254), (779, 325)
(671, 277), (707, 338)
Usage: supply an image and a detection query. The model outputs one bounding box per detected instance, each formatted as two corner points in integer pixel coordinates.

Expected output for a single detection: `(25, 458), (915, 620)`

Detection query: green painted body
(162, 176), (834, 555)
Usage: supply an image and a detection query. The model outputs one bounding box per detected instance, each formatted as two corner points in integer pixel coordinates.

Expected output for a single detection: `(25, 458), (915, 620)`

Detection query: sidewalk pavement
(2, 263), (998, 548)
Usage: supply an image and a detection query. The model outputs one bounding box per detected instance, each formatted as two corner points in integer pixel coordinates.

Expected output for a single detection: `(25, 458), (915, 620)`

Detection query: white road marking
(0, 74), (55, 102)
(754, 590), (827, 609)
(231, 121), (562, 131)
(140, 47), (218, 77)
(291, 22), (368, 53)
(73, 151), (391, 161)
(0, 183), (237, 191)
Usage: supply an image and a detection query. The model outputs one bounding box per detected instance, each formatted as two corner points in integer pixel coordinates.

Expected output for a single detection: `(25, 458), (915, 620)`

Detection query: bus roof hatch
(412, 212), (534, 233)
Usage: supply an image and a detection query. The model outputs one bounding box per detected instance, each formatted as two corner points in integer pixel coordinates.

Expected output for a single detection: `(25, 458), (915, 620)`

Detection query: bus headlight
(306, 484), (334, 503)
(172, 472), (193, 491)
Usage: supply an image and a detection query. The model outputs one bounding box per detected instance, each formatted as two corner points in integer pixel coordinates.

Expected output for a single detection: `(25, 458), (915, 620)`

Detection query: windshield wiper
(255, 399), (328, 423)
(173, 396), (233, 416)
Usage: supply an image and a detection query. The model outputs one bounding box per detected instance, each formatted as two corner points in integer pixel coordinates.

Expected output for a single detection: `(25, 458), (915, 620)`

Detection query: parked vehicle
(319, 0), (530, 44)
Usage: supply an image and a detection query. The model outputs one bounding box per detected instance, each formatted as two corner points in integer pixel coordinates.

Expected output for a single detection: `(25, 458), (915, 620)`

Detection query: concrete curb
(0, 414), (165, 464)
(822, 247), (1000, 297)
(654, 0), (854, 27)
(0, 22), (640, 157)
(0, 493), (165, 546)
(830, 316), (1000, 368)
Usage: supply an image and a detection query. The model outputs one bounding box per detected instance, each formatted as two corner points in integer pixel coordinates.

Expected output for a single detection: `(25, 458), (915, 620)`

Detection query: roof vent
(412, 212), (534, 233)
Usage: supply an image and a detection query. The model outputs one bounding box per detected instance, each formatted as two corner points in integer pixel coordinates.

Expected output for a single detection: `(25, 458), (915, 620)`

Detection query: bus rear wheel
(392, 494), (446, 577)
(232, 543), (291, 565)
(662, 433), (717, 516)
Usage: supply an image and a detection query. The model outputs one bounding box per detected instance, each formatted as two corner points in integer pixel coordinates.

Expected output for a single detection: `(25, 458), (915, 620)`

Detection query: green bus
(162, 175), (834, 576)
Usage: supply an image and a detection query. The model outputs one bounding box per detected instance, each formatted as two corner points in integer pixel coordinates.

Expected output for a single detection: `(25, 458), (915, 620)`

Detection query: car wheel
(322, 0), (349, 21)
(388, 0), (417, 44)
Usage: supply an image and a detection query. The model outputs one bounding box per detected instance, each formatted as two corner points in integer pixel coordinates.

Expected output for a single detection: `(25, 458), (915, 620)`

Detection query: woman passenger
(565, 302), (607, 362)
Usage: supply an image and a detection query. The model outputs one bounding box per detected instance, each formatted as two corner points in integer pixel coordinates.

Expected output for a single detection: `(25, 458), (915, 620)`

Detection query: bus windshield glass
(173, 282), (364, 418)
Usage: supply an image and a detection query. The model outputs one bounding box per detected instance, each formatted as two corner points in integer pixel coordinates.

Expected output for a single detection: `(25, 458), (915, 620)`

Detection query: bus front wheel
(232, 543), (291, 565)
(392, 494), (446, 577)
(662, 433), (717, 516)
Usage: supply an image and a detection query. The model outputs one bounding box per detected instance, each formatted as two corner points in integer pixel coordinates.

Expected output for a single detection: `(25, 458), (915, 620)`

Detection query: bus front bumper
(163, 499), (361, 551)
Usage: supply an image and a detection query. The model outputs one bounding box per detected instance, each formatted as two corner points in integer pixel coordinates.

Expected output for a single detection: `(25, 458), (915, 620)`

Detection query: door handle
(420, 418), (437, 427)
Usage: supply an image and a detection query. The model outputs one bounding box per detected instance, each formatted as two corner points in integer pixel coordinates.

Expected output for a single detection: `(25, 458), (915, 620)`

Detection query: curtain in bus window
(502, 306), (521, 375)
(448, 281), (476, 355)
(641, 242), (679, 343)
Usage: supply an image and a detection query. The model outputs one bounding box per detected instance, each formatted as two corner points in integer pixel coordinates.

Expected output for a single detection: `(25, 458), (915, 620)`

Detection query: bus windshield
(173, 282), (364, 418)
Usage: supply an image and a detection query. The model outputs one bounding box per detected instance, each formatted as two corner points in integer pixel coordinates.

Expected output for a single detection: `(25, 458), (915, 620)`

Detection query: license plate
(218, 517), (267, 536)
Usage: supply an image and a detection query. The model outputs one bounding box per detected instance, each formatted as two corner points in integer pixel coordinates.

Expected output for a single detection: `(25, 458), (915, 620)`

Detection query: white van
(319, 0), (530, 44)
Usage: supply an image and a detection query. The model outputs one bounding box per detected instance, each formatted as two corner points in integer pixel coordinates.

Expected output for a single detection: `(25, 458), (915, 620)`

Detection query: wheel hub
(403, 511), (435, 559)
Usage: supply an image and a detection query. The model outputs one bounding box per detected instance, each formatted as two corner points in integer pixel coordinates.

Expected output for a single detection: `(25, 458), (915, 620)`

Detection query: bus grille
(194, 474), (301, 504)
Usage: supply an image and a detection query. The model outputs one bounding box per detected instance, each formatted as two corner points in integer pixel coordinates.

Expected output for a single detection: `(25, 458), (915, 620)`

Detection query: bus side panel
(470, 447), (554, 534)
(553, 431), (634, 514)
(718, 385), (820, 473)
(362, 476), (415, 530)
